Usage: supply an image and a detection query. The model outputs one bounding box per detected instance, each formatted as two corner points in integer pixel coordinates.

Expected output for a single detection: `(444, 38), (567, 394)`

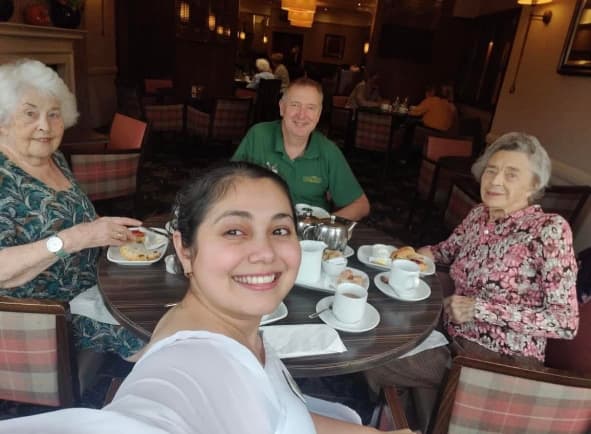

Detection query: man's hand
(443, 295), (475, 324)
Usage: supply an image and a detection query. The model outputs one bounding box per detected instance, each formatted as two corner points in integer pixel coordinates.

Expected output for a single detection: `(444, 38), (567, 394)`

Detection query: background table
(98, 221), (443, 377)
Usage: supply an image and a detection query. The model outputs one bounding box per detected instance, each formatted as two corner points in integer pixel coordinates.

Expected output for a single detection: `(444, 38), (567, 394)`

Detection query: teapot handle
(302, 224), (317, 240)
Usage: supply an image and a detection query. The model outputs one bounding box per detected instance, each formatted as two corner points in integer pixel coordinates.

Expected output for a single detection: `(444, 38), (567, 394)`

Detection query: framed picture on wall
(323, 34), (345, 59)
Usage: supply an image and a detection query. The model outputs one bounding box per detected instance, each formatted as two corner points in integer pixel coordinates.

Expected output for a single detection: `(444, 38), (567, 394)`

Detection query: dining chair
(143, 104), (184, 134)
(144, 78), (173, 94)
(70, 152), (143, 216)
(0, 296), (103, 408)
(539, 185), (591, 227)
(234, 88), (256, 100)
(379, 355), (591, 434)
(328, 95), (353, 149)
(442, 177), (480, 233)
(185, 105), (210, 139)
(406, 136), (473, 235)
(106, 113), (149, 152)
(116, 83), (144, 120)
(254, 79), (281, 123)
(209, 97), (253, 146)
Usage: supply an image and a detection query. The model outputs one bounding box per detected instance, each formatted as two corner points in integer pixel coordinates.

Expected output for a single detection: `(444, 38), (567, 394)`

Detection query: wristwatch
(46, 235), (68, 259)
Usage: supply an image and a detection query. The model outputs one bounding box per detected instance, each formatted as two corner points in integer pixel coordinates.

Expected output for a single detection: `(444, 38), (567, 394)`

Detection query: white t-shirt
(0, 331), (317, 434)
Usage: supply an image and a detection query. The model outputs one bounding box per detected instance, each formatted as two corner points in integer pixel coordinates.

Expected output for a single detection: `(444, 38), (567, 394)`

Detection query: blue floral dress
(0, 150), (144, 358)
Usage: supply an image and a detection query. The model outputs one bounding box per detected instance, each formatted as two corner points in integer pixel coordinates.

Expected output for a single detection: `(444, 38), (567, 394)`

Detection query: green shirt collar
(273, 121), (321, 160)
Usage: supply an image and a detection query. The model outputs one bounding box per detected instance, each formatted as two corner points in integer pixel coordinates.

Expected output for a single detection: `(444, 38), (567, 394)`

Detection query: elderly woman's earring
(184, 270), (193, 278)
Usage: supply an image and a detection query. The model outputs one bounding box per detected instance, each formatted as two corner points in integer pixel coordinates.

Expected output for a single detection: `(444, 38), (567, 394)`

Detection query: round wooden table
(98, 221), (443, 377)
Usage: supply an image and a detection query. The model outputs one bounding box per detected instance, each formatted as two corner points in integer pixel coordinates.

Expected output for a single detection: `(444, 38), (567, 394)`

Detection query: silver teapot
(296, 208), (320, 238)
(301, 215), (357, 252)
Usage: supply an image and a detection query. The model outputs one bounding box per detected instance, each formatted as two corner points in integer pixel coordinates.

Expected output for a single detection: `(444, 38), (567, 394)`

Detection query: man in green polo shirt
(232, 78), (370, 221)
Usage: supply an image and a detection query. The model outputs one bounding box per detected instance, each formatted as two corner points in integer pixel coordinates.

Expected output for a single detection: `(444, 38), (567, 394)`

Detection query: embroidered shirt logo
(302, 176), (322, 184)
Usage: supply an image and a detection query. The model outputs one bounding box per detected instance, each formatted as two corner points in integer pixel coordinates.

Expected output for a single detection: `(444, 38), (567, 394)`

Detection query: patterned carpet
(1, 132), (450, 427)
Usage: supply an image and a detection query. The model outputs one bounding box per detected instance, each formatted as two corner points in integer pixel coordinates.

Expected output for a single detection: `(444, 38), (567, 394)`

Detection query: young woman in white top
(0, 162), (412, 434)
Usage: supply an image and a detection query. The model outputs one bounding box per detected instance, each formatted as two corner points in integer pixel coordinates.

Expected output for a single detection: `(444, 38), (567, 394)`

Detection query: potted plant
(49, 0), (84, 29)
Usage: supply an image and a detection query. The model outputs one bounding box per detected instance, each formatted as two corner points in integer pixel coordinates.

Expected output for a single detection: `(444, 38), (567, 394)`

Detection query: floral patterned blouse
(0, 150), (99, 301)
(430, 204), (579, 361)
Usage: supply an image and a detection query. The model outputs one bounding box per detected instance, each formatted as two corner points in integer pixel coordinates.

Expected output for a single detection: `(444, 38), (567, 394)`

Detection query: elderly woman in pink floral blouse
(418, 131), (579, 362)
(365, 132), (579, 431)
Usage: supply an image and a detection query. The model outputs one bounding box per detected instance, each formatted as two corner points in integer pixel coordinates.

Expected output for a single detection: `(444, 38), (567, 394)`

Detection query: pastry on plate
(120, 243), (160, 261)
(323, 249), (343, 261)
(337, 269), (365, 286)
(391, 246), (427, 272)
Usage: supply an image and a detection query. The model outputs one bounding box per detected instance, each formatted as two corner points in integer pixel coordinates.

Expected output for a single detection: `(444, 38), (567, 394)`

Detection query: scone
(390, 246), (416, 260)
(323, 249), (343, 261)
(408, 254), (428, 272)
(130, 229), (145, 243)
(120, 243), (160, 261)
(337, 269), (365, 286)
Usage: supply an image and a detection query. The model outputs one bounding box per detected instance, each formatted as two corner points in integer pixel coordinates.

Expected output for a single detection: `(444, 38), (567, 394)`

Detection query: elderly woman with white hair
(0, 59), (145, 359)
(247, 58), (276, 90)
(366, 132), (579, 430)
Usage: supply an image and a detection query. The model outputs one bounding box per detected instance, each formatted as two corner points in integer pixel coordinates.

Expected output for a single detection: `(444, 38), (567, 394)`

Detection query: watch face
(47, 236), (63, 253)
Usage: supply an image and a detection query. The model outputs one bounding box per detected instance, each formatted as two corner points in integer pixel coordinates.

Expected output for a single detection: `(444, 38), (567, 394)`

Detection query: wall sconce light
(363, 42), (369, 54)
(263, 34), (268, 44)
(509, 0), (553, 93)
(216, 25), (224, 35)
(239, 31), (246, 40)
(224, 27), (232, 38)
(179, 1), (190, 24)
(208, 13), (216, 31)
(509, 0), (552, 93)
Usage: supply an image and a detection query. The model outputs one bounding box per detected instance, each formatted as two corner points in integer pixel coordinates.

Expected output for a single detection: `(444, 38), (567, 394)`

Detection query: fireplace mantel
(0, 23), (86, 91)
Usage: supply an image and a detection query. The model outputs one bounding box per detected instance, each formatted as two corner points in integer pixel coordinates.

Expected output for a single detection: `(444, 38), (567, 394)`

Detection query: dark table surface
(98, 218), (443, 377)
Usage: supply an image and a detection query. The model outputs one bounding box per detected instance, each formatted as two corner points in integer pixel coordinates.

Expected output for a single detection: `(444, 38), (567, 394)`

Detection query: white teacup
(165, 254), (181, 274)
(296, 240), (327, 285)
(332, 282), (368, 324)
(322, 257), (347, 287)
(389, 259), (420, 295)
(372, 243), (391, 259)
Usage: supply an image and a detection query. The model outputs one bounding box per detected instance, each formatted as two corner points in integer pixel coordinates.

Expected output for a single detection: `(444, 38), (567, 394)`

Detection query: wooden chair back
(0, 296), (75, 407)
(107, 113), (148, 151)
(255, 79), (281, 123)
(443, 178), (480, 231)
(540, 185), (591, 226)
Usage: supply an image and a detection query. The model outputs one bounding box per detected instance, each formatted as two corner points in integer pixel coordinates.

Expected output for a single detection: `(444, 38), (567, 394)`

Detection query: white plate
(107, 237), (169, 266)
(343, 245), (354, 258)
(295, 203), (330, 219)
(260, 302), (288, 326)
(357, 245), (435, 276)
(315, 296), (380, 333)
(374, 272), (431, 302)
(295, 267), (369, 293)
(164, 221), (175, 235)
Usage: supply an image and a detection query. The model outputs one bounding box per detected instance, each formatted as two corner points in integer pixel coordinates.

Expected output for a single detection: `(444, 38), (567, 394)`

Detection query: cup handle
(407, 276), (419, 289)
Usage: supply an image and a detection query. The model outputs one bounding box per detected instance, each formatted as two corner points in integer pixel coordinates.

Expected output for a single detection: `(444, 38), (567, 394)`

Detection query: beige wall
(85, 0), (117, 127)
(490, 0), (591, 251)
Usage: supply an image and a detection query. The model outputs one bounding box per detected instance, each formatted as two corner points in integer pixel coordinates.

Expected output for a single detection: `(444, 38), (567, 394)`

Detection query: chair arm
(0, 295), (69, 315)
(377, 385), (410, 430)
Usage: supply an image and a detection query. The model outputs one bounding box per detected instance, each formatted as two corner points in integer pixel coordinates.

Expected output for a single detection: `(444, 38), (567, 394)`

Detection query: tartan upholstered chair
(70, 152), (143, 216)
(352, 108), (398, 177)
(143, 104), (185, 139)
(106, 113), (149, 152)
(209, 97), (252, 145)
(0, 296), (77, 407)
(378, 355), (591, 433)
(406, 136), (473, 233)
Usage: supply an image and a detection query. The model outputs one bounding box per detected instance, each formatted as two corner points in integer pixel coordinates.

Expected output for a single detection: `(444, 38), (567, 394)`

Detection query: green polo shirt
(232, 121), (364, 211)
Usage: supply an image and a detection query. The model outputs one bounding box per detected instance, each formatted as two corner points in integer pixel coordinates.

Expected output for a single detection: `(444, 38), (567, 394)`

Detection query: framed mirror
(558, 0), (591, 75)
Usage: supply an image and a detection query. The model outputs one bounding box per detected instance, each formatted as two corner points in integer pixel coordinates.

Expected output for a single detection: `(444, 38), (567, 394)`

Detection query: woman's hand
(60, 216), (143, 253)
(443, 295), (475, 324)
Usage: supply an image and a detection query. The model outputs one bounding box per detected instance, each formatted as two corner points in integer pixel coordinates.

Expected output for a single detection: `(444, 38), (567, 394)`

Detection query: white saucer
(357, 245), (435, 276)
(260, 302), (288, 326)
(315, 296), (380, 333)
(296, 267), (369, 293)
(374, 272), (431, 302)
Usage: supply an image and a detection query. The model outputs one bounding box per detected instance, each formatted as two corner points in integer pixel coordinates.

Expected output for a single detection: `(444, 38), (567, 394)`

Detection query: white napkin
(69, 285), (120, 325)
(261, 324), (347, 359)
(397, 330), (449, 359)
